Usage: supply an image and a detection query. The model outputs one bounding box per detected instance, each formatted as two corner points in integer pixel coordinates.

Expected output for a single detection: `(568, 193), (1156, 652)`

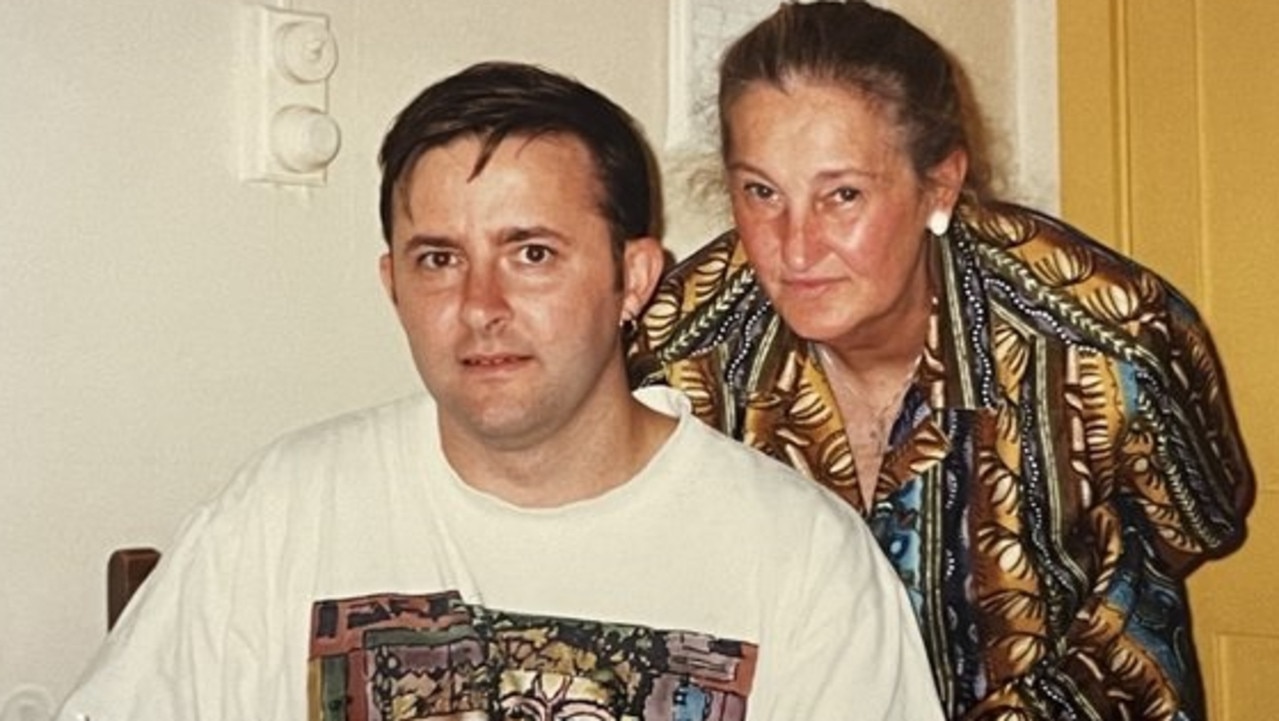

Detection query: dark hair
(718, 1), (990, 203)
(378, 61), (660, 251)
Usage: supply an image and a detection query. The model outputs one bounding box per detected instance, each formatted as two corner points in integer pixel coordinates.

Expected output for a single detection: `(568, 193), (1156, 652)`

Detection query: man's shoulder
(233, 392), (435, 487)
(273, 393), (432, 449)
(659, 393), (861, 524)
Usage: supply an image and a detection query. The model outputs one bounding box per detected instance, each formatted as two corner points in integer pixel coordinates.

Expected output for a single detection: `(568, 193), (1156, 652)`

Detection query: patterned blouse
(628, 202), (1254, 720)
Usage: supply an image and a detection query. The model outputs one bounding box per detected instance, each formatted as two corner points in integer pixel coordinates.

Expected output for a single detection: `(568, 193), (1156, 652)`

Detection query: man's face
(381, 133), (648, 454)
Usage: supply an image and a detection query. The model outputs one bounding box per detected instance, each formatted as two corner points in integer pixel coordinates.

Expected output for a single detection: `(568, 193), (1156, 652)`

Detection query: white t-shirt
(58, 387), (941, 720)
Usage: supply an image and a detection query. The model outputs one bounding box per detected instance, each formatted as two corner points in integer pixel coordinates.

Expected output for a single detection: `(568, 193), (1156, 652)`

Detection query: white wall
(0, 0), (1046, 715)
(894, 0), (1059, 212)
(0, 0), (666, 713)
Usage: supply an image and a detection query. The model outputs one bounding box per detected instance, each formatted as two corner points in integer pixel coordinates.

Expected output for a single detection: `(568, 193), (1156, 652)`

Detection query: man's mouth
(462, 354), (530, 367)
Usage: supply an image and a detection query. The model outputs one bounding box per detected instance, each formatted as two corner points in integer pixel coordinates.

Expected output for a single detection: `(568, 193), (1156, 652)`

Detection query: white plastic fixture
(242, 5), (340, 186)
(0, 685), (54, 721)
(270, 105), (341, 173)
(274, 19), (338, 84)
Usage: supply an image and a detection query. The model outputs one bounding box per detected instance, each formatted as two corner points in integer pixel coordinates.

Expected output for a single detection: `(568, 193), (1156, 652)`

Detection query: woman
(630, 2), (1254, 719)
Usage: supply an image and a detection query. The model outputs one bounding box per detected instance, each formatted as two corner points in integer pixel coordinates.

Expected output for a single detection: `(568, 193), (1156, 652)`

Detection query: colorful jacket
(629, 202), (1254, 720)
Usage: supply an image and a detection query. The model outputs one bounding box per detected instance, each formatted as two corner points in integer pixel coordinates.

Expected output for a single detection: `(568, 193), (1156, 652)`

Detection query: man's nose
(460, 266), (512, 331)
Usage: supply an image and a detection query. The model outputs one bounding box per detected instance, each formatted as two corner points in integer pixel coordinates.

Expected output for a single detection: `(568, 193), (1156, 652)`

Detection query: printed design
(309, 592), (756, 721)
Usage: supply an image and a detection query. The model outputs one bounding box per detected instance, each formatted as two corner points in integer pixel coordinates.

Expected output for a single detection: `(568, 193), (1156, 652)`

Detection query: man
(58, 62), (940, 720)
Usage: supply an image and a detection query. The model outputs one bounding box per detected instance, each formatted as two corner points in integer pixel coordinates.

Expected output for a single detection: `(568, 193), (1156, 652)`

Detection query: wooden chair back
(107, 547), (160, 629)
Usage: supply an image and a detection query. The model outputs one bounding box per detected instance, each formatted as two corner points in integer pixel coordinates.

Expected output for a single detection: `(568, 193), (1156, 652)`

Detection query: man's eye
(418, 250), (455, 269)
(833, 186), (859, 203)
(518, 244), (555, 264)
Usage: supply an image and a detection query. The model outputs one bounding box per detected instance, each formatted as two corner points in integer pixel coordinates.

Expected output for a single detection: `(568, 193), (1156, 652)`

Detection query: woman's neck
(815, 283), (930, 505)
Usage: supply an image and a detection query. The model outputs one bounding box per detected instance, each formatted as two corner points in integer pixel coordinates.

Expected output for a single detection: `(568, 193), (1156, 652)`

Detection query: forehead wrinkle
(727, 154), (883, 187)
(815, 165), (881, 184)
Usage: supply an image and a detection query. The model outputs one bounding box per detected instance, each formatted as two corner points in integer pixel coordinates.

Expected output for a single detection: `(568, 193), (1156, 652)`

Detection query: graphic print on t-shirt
(308, 591), (757, 720)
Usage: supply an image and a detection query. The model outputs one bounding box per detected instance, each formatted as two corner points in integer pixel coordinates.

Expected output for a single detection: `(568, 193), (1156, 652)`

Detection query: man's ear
(379, 252), (398, 305)
(619, 237), (664, 323)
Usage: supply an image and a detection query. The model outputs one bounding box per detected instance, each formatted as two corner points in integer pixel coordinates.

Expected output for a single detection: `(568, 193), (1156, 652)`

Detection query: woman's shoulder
(646, 228), (756, 320)
(959, 202), (1205, 359)
(967, 202), (1189, 297)
(632, 229), (775, 368)
(661, 228), (748, 284)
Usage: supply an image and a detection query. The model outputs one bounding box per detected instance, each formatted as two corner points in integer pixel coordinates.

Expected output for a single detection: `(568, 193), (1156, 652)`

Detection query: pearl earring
(927, 209), (951, 236)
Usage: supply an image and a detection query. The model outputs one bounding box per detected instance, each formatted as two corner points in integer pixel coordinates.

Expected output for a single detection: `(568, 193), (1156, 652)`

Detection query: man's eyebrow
(499, 225), (566, 244)
(399, 234), (456, 252)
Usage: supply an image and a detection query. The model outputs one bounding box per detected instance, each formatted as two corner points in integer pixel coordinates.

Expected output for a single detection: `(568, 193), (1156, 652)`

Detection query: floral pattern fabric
(629, 202), (1254, 720)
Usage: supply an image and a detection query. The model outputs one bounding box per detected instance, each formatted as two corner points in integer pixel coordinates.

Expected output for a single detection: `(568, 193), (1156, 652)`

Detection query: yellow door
(1059, 1), (1278, 717)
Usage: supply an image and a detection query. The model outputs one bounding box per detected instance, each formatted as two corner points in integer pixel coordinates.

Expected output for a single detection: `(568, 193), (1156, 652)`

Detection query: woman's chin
(776, 309), (858, 345)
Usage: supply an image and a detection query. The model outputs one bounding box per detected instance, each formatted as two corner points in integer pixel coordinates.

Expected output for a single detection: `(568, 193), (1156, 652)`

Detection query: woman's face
(724, 79), (956, 352)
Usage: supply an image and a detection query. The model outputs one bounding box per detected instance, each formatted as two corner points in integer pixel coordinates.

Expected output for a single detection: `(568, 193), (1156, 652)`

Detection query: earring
(619, 311), (636, 337)
(927, 209), (951, 236)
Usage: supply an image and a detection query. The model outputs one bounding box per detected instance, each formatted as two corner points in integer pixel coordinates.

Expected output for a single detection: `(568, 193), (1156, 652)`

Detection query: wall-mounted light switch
(241, 5), (340, 186)
(274, 18), (338, 84)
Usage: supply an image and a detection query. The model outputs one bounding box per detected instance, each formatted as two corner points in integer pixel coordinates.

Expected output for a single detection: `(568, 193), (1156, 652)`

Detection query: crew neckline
(408, 387), (694, 520)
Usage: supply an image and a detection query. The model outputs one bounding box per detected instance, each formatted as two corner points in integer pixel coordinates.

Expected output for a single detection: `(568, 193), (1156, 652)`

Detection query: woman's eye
(743, 182), (776, 201)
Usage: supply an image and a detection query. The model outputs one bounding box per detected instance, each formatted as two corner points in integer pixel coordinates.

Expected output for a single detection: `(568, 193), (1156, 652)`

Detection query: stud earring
(927, 209), (951, 236)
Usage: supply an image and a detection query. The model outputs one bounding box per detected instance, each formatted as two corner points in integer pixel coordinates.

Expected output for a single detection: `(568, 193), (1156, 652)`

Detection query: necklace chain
(815, 344), (921, 457)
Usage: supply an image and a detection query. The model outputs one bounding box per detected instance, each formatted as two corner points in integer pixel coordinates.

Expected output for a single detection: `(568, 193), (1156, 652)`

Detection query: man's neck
(439, 393), (677, 509)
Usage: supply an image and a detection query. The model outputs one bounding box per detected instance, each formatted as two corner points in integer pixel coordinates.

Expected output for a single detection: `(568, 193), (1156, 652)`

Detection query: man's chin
(440, 402), (553, 450)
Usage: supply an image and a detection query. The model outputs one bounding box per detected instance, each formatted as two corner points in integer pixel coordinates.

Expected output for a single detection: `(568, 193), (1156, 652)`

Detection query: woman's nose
(780, 211), (823, 272)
